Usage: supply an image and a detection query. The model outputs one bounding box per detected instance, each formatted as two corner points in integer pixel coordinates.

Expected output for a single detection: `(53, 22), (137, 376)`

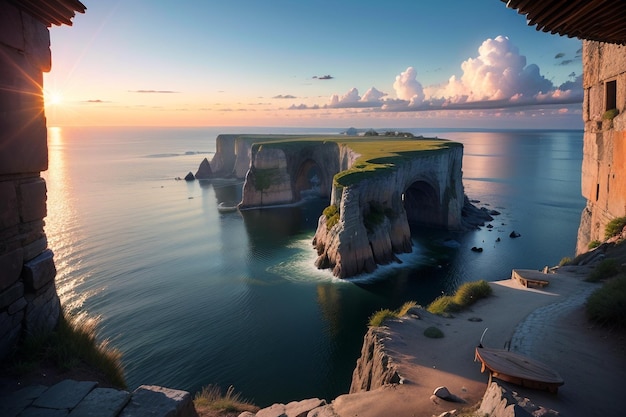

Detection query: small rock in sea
(489, 209), (501, 216)
(184, 172), (195, 181)
(496, 237), (501, 242)
(509, 231), (521, 238)
(468, 317), (483, 322)
(486, 224), (494, 229)
(471, 246), (483, 252)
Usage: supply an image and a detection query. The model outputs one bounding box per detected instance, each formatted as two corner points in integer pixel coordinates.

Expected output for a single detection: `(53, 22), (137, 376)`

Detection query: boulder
(509, 231), (521, 238)
(195, 158), (213, 180)
(184, 172), (195, 181)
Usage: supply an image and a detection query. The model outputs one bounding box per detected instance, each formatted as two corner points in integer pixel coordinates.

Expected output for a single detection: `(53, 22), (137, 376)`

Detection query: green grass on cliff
(427, 280), (493, 315)
(241, 134), (460, 189)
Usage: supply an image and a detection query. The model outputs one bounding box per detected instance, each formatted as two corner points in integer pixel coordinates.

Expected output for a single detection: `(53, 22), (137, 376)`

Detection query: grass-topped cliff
(242, 134), (461, 188)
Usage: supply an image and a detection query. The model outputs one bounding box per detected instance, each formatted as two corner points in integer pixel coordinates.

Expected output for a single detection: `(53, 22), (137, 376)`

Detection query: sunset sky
(44, 0), (584, 129)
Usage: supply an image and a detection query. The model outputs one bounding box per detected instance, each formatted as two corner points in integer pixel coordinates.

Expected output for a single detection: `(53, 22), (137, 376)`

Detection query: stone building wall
(577, 41), (626, 253)
(0, 1), (61, 359)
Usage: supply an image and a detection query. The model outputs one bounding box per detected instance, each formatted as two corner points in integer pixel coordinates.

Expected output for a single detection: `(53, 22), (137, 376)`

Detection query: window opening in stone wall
(596, 183), (600, 201)
(606, 80), (617, 111)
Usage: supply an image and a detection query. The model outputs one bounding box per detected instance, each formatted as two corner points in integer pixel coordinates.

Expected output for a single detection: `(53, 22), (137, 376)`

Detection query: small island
(194, 134), (469, 278)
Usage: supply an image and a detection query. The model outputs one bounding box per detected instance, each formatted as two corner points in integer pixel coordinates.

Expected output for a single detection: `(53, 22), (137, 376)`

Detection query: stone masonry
(0, 0), (61, 359)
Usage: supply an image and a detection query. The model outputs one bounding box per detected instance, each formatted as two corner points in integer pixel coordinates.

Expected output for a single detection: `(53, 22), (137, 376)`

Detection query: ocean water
(43, 126), (585, 406)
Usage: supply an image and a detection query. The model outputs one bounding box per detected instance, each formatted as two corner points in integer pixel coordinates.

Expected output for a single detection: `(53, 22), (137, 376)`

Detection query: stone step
(0, 379), (197, 417)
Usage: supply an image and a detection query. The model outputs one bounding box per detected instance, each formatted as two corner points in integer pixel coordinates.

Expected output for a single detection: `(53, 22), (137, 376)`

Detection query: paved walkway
(0, 380), (198, 417)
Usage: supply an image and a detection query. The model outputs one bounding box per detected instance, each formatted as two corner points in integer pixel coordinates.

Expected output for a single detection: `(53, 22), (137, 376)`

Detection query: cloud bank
(290, 36), (582, 113)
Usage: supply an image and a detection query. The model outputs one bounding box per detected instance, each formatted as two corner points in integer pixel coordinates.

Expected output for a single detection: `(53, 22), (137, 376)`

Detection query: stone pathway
(0, 379), (197, 417)
(509, 282), (598, 354)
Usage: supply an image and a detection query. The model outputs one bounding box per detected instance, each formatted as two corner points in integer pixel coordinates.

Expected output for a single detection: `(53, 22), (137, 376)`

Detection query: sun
(44, 90), (63, 106)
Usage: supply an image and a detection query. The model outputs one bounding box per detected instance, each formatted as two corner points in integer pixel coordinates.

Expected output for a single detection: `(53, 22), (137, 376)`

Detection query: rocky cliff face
(313, 145), (464, 278)
(576, 41), (626, 253)
(350, 326), (401, 393)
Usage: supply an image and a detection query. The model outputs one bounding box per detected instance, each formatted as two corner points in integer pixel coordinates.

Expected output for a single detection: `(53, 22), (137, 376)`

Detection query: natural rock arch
(403, 180), (443, 227)
(293, 159), (326, 200)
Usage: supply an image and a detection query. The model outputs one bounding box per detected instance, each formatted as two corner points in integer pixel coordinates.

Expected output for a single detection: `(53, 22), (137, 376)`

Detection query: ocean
(43, 126), (585, 406)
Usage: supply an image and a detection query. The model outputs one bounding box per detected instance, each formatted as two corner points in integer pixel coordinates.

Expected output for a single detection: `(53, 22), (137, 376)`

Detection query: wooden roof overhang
(7, 0), (86, 27)
(504, 0), (626, 45)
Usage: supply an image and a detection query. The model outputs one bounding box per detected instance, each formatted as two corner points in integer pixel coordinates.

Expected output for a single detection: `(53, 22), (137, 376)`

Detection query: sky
(43, 0), (585, 129)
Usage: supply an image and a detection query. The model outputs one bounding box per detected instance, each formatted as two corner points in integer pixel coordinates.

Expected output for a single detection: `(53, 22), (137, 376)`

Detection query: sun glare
(45, 90), (63, 106)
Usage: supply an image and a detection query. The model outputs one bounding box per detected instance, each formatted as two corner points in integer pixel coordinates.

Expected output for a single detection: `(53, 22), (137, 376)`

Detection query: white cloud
(393, 67), (425, 105)
(289, 36), (582, 113)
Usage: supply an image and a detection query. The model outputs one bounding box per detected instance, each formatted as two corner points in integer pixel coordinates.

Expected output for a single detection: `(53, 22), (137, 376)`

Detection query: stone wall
(577, 41), (626, 253)
(0, 1), (61, 359)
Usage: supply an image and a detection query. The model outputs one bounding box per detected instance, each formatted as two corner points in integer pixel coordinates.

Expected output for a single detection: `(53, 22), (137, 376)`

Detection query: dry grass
(193, 385), (259, 417)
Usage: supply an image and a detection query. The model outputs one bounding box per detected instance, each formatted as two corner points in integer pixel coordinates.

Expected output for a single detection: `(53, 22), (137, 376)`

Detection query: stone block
(68, 387), (131, 417)
(24, 280), (60, 335)
(23, 236), (48, 262)
(0, 247), (23, 291)
(0, 310), (22, 359)
(22, 11), (51, 73)
(19, 178), (47, 223)
(23, 249), (55, 291)
(120, 385), (198, 417)
(0, 384), (48, 417)
(0, 181), (19, 230)
(9, 296), (27, 315)
(0, 111), (48, 175)
(33, 379), (98, 410)
(0, 282), (24, 309)
(0, 2), (24, 51)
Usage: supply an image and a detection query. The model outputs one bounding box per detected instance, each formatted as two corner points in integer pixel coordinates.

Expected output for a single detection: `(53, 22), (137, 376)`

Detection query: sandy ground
(331, 266), (626, 417)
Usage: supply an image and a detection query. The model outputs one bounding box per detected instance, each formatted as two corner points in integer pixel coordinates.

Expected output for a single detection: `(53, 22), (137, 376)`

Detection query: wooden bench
(511, 269), (550, 288)
(516, 276), (550, 288)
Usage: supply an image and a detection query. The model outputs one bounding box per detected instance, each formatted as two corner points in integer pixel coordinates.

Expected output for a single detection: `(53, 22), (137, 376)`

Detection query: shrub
(605, 216), (626, 240)
(423, 326), (444, 338)
(194, 385), (258, 414)
(588, 240), (602, 250)
(587, 258), (620, 282)
(559, 256), (572, 266)
(586, 274), (626, 328)
(602, 108), (619, 120)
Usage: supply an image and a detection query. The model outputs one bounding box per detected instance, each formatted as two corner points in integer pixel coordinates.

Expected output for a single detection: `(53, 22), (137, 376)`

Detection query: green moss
(323, 204), (339, 230)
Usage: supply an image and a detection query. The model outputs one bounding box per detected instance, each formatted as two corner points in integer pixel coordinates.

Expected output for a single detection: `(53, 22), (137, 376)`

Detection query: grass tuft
(427, 280), (492, 315)
(193, 385), (258, 414)
(586, 274), (626, 328)
(3, 311), (126, 388)
(368, 301), (419, 327)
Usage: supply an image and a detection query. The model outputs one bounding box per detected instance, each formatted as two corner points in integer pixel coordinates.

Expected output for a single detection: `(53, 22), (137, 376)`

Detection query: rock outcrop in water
(204, 134), (465, 278)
